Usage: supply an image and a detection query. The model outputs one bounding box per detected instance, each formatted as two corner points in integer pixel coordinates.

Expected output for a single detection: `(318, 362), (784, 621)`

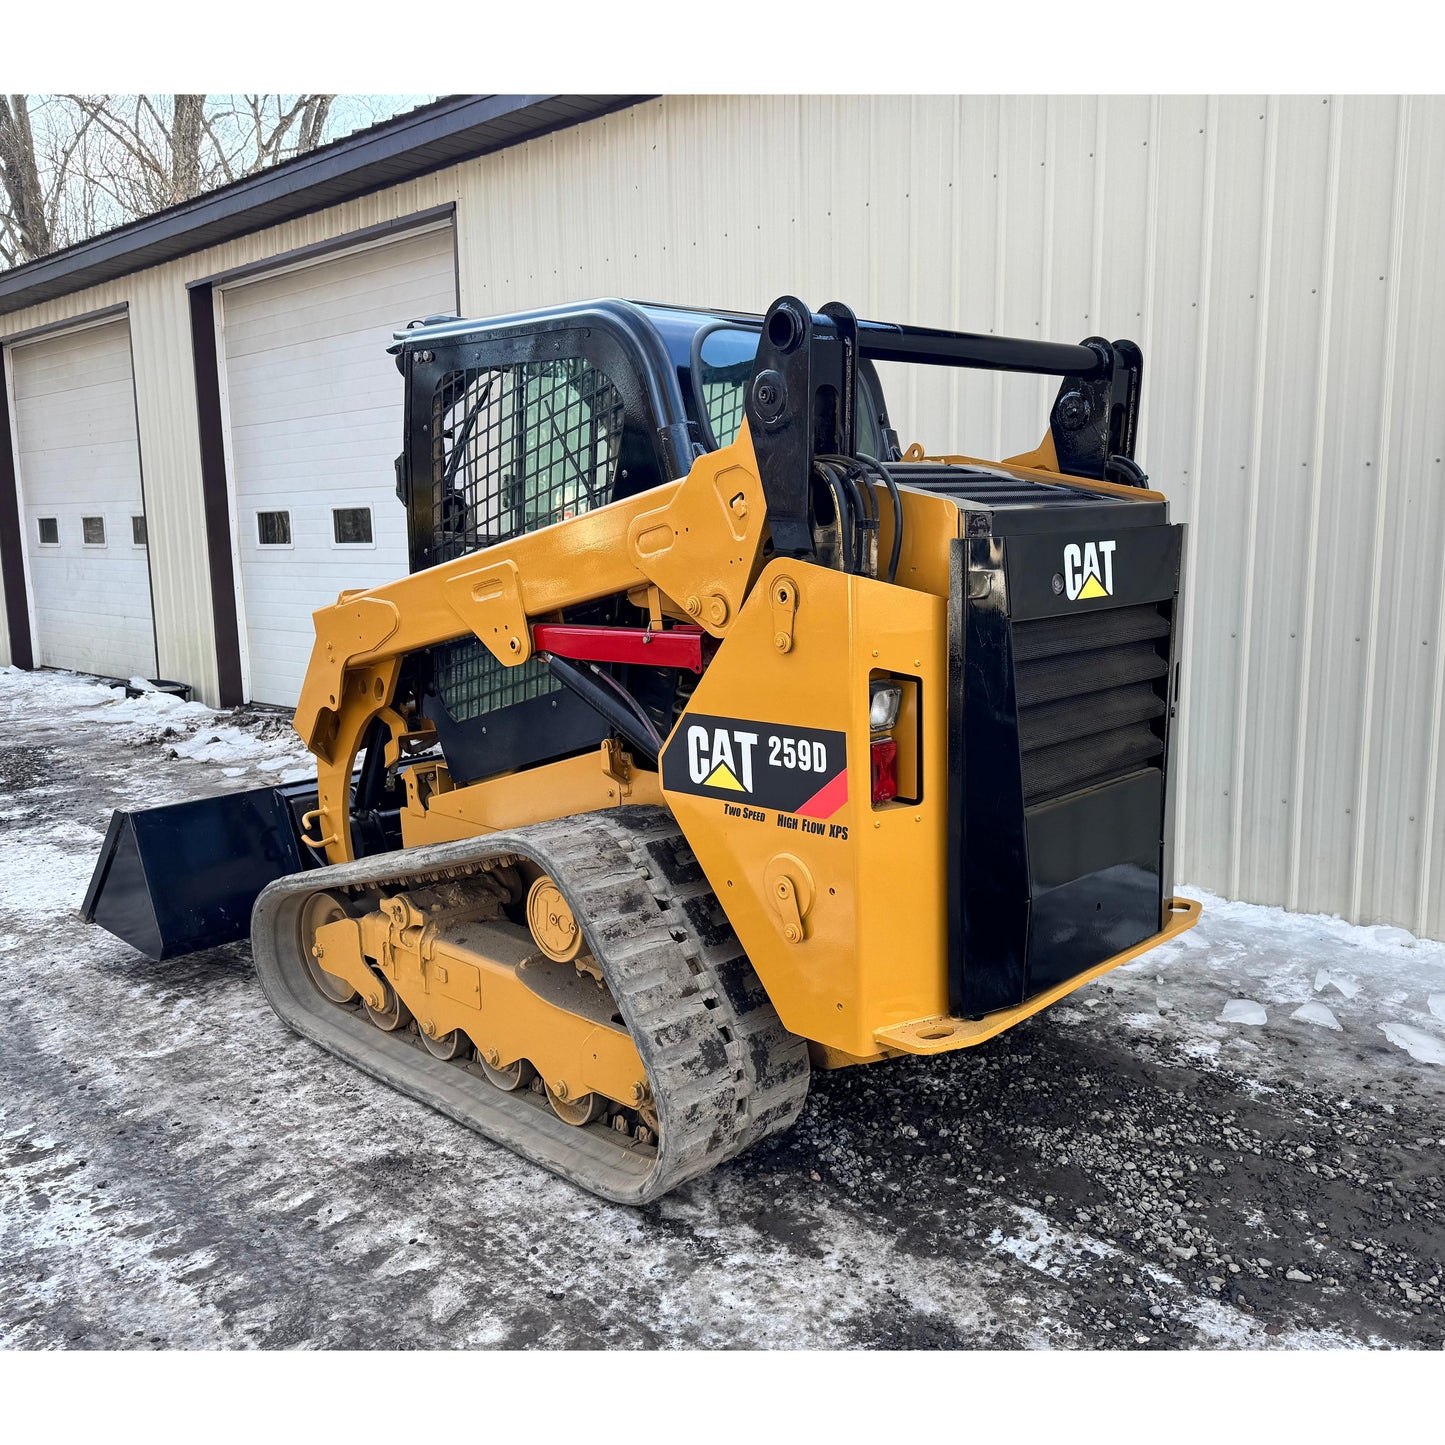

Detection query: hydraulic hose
(541, 654), (663, 762)
(855, 452), (904, 585)
(1108, 454), (1150, 488)
(820, 453), (899, 583)
(812, 461), (857, 574)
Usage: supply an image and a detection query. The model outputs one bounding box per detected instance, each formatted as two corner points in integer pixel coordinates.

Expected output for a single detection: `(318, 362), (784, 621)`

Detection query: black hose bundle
(818, 452), (903, 584)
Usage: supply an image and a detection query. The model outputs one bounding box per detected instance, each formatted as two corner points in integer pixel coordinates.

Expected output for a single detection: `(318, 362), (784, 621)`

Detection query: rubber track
(251, 806), (810, 1204)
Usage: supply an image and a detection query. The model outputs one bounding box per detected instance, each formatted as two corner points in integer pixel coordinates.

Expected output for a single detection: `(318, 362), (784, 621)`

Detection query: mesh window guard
(429, 358), (627, 722)
(429, 358), (626, 563)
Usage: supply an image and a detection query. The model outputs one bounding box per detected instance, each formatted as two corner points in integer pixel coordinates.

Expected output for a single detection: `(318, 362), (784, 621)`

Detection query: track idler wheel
(526, 875), (583, 962)
(300, 892), (358, 1004)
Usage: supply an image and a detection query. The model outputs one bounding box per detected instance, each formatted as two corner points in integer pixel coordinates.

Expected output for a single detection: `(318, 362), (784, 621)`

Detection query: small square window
(257, 510), (292, 546)
(332, 506), (374, 545)
(82, 516), (106, 546)
(131, 515), (148, 546)
(37, 517), (59, 545)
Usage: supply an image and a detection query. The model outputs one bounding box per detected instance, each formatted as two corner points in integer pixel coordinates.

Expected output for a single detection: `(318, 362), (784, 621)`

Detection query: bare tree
(66, 93), (340, 218)
(171, 94), (205, 203)
(0, 95), (54, 265)
(0, 94), (424, 269)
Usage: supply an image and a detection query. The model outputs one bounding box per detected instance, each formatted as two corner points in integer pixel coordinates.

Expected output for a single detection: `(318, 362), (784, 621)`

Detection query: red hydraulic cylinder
(531, 623), (707, 674)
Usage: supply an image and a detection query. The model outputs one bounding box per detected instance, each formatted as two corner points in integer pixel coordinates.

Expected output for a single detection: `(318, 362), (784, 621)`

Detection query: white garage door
(221, 225), (457, 705)
(10, 319), (157, 678)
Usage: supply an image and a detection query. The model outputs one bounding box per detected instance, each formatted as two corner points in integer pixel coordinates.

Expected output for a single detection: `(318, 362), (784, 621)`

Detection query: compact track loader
(85, 296), (1198, 1203)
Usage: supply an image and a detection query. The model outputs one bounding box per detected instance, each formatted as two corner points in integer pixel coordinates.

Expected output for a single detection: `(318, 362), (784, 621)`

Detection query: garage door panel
(224, 241), (454, 355)
(231, 407), (403, 448)
(20, 437), (144, 489)
(224, 224), (455, 705)
(17, 389), (140, 455)
(14, 333), (135, 390)
(222, 236), (450, 352)
(12, 319), (157, 679)
(224, 239), (446, 319)
(227, 294), (447, 354)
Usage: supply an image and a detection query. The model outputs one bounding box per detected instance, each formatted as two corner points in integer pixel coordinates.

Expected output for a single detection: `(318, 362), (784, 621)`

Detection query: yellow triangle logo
(704, 762), (744, 791)
(1077, 574), (1108, 599)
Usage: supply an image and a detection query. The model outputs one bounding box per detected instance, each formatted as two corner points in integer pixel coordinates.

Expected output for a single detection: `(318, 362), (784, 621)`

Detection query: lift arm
(292, 428), (769, 863)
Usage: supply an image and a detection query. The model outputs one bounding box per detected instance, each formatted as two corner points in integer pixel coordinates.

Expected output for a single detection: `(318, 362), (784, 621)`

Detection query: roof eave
(0, 94), (651, 317)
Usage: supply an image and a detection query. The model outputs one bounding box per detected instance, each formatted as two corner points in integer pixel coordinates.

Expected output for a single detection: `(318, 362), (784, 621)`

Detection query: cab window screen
(428, 357), (626, 721)
(428, 358), (625, 564)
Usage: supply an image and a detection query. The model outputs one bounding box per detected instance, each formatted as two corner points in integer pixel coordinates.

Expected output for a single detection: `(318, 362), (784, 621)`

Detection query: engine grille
(433, 645), (557, 724)
(1012, 603), (1170, 806)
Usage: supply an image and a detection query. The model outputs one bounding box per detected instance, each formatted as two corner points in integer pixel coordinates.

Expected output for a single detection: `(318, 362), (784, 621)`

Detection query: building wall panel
(1292, 98), (1400, 919)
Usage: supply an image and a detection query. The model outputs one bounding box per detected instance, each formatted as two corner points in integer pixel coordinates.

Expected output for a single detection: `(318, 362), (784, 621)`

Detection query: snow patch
(1219, 999), (1268, 1026)
(0, 839), (96, 919)
(986, 1206), (1116, 1280)
(1290, 1001), (1342, 1032)
(1429, 995), (1445, 1023)
(1369, 925), (1416, 948)
(91, 690), (214, 727)
(171, 725), (298, 771)
(1377, 1022), (1445, 1066)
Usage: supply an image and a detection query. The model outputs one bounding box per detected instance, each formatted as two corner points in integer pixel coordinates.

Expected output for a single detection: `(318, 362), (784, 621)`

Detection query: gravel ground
(1, 667), (1442, 1350)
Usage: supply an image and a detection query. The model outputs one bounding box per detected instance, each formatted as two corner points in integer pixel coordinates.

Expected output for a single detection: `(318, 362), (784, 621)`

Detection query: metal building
(1, 94), (1442, 938)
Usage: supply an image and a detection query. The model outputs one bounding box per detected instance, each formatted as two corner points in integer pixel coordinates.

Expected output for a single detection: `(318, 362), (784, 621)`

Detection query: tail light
(869, 679), (903, 805)
(870, 737), (898, 804)
(869, 681), (902, 731)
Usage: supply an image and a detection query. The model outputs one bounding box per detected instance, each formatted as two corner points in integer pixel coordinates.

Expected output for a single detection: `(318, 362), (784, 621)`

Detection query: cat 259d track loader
(84, 295), (1199, 1203)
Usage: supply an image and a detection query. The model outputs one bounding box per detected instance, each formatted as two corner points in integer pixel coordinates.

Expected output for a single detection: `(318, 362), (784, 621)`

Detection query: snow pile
(170, 723), (307, 775)
(0, 666), (310, 779)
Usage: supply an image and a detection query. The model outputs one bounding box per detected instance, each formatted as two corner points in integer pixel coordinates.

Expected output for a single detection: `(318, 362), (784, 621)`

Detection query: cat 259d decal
(661, 713), (849, 820)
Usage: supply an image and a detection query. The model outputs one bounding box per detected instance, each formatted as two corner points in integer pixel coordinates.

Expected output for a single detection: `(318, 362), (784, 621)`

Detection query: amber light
(870, 737), (898, 804)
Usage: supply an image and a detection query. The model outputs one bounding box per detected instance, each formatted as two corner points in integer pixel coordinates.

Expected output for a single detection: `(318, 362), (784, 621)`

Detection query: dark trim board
(190, 204), (457, 293)
(187, 285), (244, 706)
(0, 345), (34, 668)
(0, 302), (129, 347)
